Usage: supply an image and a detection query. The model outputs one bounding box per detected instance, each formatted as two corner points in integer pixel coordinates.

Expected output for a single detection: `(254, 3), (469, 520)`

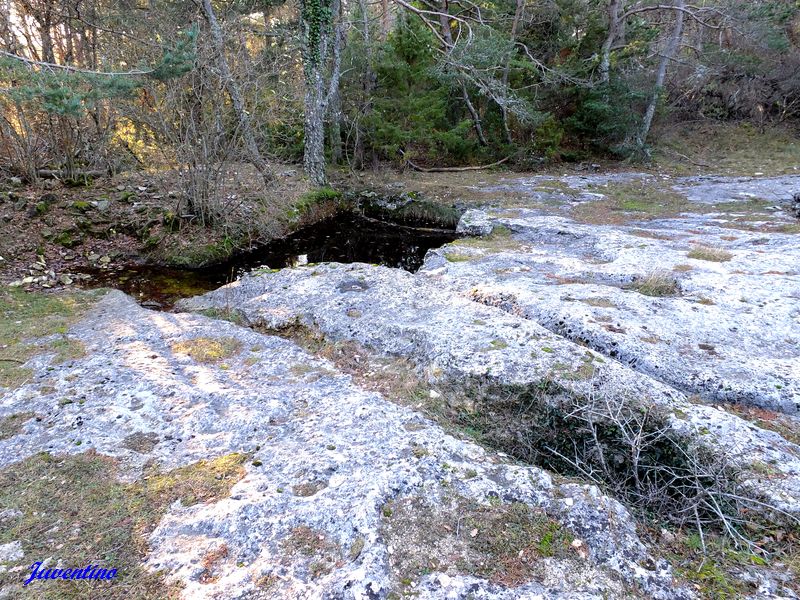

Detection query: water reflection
(76, 214), (459, 309)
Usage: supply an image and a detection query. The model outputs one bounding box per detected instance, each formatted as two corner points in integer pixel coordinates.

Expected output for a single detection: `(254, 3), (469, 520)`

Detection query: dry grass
(0, 451), (247, 598)
(0, 412), (35, 440)
(260, 322), (430, 409)
(281, 526), (342, 579)
(627, 271), (681, 297)
(381, 494), (573, 590)
(199, 544), (229, 585)
(687, 246), (734, 262)
(0, 288), (101, 389)
(570, 180), (692, 225)
(653, 121), (800, 177)
(723, 405), (800, 447)
(629, 229), (675, 240)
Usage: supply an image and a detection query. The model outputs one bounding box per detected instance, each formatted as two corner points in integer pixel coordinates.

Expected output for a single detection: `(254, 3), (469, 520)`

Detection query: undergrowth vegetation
(265, 321), (799, 597)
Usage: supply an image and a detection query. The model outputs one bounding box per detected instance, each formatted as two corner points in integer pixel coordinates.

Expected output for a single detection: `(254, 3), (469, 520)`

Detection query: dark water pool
(77, 214), (459, 308)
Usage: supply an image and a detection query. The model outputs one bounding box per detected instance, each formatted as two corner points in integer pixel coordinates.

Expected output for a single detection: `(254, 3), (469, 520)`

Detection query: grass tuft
(628, 270), (681, 297)
(687, 246), (734, 262)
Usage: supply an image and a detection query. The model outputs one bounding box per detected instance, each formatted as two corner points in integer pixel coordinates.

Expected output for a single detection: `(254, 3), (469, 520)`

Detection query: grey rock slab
(674, 174), (800, 205)
(0, 291), (683, 599)
(429, 210), (800, 414)
(0, 541), (23, 564)
(179, 262), (800, 518)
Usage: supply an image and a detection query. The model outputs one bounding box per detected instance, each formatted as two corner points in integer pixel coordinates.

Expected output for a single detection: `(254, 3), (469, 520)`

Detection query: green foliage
(532, 115), (564, 158)
(148, 26), (199, 81)
(565, 80), (645, 154)
(296, 186), (343, 211)
(300, 0), (334, 74)
(0, 59), (138, 116)
(353, 15), (488, 165)
(0, 27), (196, 116)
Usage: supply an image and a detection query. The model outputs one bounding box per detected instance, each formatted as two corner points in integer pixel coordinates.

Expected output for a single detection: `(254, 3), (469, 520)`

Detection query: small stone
(571, 539), (588, 559)
(659, 528), (676, 544)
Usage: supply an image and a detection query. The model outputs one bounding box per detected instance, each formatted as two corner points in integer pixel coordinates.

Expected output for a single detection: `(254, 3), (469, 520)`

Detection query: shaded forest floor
(0, 121), (798, 290)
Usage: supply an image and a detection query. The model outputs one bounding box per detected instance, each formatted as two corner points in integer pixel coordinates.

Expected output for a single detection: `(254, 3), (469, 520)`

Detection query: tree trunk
(638, 0), (685, 149)
(38, 8), (55, 63)
(380, 0), (391, 40)
(304, 71), (328, 185)
(300, 0), (338, 185)
(599, 0), (622, 85)
(327, 0), (345, 166)
(201, 0), (272, 184)
(501, 0), (524, 144)
(356, 0), (378, 168)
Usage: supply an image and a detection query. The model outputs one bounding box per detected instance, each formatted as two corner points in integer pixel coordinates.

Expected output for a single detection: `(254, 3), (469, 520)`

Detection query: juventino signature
(23, 562), (118, 586)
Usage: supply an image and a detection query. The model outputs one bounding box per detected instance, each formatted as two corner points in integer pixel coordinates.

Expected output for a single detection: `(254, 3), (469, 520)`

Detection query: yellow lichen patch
(450, 226), (523, 254)
(171, 337), (242, 364)
(0, 451), (246, 599)
(141, 452), (248, 507)
(444, 250), (475, 262)
(580, 297), (617, 308)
